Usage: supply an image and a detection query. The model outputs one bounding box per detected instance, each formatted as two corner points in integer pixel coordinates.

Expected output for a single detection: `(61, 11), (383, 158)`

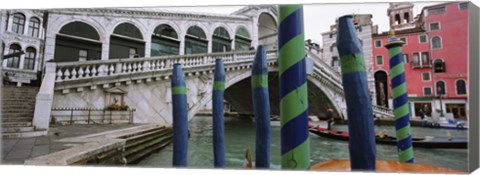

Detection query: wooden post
(87, 109), (91, 124)
(70, 109), (74, 125)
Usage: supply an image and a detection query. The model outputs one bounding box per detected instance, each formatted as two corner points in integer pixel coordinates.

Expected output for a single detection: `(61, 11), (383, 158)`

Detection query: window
(412, 53), (419, 66)
(456, 80), (466, 95)
(7, 44), (21, 68)
(424, 87), (432, 96)
(404, 12), (410, 23)
(403, 54), (409, 63)
(375, 40), (382, 48)
(331, 56), (339, 67)
(459, 2), (468, 10)
(357, 26), (362, 32)
(330, 43), (337, 52)
(430, 22), (440, 31)
(431, 36), (442, 49)
(434, 59), (446, 73)
(12, 13), (25, 34)
(79, 50), (87, 62)
(376, 56), (383, 65)
(428, 6), (446, 15)
(421, 52), (430, 65)
(28, 17), (40, 37)
(400, 37), (407, 45)
(395, 14), (401, 25)
(419, 35), (427, 43)
(436, 81), (446, 95)
(422, 72), (430, 81)
(329, 33), (333, 38)
(24, 47), (36, 70)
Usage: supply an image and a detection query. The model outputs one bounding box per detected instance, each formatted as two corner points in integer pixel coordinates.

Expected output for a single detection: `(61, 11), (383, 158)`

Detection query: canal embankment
(2, 124), (173, 166)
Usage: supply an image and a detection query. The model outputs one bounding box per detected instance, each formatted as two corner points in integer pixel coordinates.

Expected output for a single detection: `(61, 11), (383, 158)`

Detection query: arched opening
(374, 71), (389, 107)
(28, 17), (40, 37)
(7, 44), (21, 68)
(433, 59), (445, 73)
(235, 27), (251, 51)
(110, 23), (145, 59)
(24, 47), (36, 70)
(431, 36), (442, 49)
(184, 26), (207, 55)
(212, 27), (231, 53)
(54, 21), (102, 62)
(223, 72), (340, 119)
(436, 81), (446, 95)
(12, 13), (25, 34)
(456, 80), (466, 95)
(394, 14), (401, 25)
(151, 24), (179, 56)
(258, 13), (277, 50)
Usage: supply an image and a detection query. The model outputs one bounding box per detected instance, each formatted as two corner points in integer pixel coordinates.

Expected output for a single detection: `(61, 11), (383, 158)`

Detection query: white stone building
(320, 14), (379, 103)
(1, 9), (45, 86)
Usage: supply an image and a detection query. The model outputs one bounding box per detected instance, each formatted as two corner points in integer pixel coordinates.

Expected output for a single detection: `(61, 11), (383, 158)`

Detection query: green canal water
(137, 116), (468, 171)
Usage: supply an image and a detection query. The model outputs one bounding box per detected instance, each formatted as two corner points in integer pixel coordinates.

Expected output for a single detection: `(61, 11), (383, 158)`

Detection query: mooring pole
(336, 15), (376, 171)
(251, 45), (270, 168)
(171, 63), (188, 167)
(212, 58), (225, 168)
(385, 29), (415, 163)
(278, 4), (310, 170)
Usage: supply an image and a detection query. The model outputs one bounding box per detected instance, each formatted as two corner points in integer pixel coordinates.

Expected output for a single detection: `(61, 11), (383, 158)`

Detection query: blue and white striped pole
(212, 58), (226, 168)
(278, 5), (310, 170)
(336, 15), (376, 171)
(171, 64), (188, 167)
(251, 45), (270, 168)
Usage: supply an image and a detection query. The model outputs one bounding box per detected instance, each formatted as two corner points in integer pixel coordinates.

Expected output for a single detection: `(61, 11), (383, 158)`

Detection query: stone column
(23, 16), (30, 36)
(101, 34), (110, 60)
(207, 35), (212, 54)
(179, 36), (185, 55)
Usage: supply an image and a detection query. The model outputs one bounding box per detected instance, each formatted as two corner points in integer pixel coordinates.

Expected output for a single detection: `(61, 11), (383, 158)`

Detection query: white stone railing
(54, 50), (277, 83)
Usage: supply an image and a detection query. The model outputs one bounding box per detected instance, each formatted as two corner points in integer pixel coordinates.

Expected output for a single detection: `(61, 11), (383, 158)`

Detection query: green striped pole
(384, 29), (415, 163)
(171, 63), (188, 167)
(278, 5), (310, 170)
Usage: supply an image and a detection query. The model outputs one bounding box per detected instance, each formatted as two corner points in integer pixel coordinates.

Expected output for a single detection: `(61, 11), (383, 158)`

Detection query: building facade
(321, 14), (379, 104)
(1, 9), (45, 86)
(372, 2), (469, 120)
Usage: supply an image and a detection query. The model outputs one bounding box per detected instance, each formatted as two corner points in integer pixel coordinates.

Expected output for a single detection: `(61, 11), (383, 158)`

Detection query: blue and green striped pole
(278, 5), (310, 170)
(384, 29), (415, 163)
(251, 45), (270, 168)
(212, 58), (226, 168)
(336, 15), (376, 170)
(171, 63), (188, 167)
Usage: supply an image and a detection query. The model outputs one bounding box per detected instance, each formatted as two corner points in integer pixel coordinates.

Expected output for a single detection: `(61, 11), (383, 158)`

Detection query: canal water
(137, 116), (468, 171)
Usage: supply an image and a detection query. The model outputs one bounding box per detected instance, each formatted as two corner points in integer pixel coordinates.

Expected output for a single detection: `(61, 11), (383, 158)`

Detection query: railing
(54, 50), (277, 82)
(51, 107), (136, 125)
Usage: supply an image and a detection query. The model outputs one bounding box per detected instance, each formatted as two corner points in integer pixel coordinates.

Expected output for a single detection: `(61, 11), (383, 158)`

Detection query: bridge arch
(187, 65), (344, 121)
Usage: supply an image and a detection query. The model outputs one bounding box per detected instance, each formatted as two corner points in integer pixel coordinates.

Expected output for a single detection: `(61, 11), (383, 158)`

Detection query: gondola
(308, 125), (467, 149)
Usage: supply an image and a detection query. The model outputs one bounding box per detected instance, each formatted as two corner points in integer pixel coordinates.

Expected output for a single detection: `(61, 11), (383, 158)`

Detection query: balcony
(411, 60), (432, 69)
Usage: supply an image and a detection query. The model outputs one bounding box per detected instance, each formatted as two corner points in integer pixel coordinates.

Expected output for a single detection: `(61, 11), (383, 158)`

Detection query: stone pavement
(1, 124), (141, 165)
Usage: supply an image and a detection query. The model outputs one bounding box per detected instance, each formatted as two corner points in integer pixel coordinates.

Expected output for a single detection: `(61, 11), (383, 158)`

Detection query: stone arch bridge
(34, 46), (393, 128)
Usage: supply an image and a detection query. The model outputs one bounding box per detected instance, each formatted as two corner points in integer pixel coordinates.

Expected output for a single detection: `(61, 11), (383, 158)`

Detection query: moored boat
(308, 125), (467, 149)
(310, 160), (465, 173)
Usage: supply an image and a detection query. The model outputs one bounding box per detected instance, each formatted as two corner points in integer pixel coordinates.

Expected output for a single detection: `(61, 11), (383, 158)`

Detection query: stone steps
(1, 85), (44, 138)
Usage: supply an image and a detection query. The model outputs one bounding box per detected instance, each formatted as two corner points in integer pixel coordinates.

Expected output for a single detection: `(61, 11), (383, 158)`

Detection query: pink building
(372, 2), (469, 120)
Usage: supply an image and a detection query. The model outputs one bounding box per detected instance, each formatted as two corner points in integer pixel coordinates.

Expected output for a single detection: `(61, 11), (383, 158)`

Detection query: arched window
(404, 12), (410, 23)
(28, 17), (40, 37)
(55, 21), (102, 62)
(395, 14), (401, 25)
(110, 23), (145, 59)
(185, 26), (207, 54)
(431, 36), (442, 49)
(12, 13), (25, 34)
(235, 27), (251, 51)
(24, 47), (36, 70)
(436, 81), (446, 95)
(212, 27), (231, 53)
(456, 80), (466, 95)
(7, 44), (21, 68)
(151, 24), (179, 56)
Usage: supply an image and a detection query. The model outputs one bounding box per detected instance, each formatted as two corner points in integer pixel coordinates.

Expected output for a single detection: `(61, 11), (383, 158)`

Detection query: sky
(155, 2), (440, 46)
